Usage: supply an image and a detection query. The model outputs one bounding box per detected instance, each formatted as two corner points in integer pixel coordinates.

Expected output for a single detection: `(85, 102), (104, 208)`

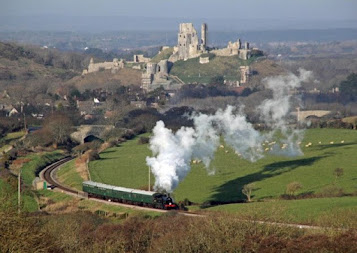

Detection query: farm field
(89, 128), (357, 205)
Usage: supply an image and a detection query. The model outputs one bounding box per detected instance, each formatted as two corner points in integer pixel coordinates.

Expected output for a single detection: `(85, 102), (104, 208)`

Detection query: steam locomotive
(83, 181), (178, 210)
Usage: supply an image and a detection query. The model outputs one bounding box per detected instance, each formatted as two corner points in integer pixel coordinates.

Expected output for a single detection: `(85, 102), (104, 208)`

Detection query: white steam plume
(146, 69), (313, 192)
(259, 68), (313, 156)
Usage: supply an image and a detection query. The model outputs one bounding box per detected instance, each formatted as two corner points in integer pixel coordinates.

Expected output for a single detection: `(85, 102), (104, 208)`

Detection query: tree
(44, 113), (73, 147)
(333, 167), (344, 183)
(286, 182), (302, 196)
(210, 75), (225, 85)
(242, 183), (256, 202)
(340, 73), (357, 98)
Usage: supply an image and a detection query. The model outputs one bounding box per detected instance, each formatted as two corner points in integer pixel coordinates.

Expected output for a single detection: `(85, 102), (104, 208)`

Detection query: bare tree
(333, 168), (344, 184)
(286, 182), (303, 196)
(242, 183), (256, 202)
(44, 113), (73, 147)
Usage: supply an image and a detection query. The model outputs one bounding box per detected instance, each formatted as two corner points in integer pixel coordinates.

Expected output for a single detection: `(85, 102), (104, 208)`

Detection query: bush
(318, 185), (345, 198)
(137, 137), (150, 145)
(87, 150), (100, 161)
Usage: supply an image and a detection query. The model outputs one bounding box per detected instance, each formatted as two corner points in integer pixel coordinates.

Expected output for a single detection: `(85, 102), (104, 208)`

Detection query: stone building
(82, 58), (125, 75)
(239, 66), (251, 84)
(211, 40), (251, 60)
(170, 23), (208, 62)
(141, 60), (171, 91)
(133, 54), (150, 63)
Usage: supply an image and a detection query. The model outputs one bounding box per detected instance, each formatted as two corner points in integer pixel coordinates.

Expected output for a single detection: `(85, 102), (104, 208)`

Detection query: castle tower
(177, 23), (199, 60)
(201, 23), (207, 49)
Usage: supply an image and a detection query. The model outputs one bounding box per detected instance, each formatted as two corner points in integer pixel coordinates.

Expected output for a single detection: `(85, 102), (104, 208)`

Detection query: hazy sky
(2, 0), (356, 20)
(1, 0), (356, 31)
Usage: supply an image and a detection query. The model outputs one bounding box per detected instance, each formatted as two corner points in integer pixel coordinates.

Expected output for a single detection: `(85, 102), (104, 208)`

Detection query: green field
(89, 136), (152, 190)
(89, 129), (357, 205)
(170, 55), (255, 83)
(207, 196), (357, 228)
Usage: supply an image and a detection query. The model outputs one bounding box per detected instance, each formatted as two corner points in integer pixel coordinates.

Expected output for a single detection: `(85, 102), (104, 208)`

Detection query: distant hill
(0, 41), (142, 102)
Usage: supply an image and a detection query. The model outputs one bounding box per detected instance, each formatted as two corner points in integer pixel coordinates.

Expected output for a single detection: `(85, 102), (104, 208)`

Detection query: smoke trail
(146, 69), (312, 192)
(258, 68), (313, 156)
(146, 121), (195, 192)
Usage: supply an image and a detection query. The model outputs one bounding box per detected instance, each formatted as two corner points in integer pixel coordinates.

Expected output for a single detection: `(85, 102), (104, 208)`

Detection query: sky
(0, 0), (356, 31)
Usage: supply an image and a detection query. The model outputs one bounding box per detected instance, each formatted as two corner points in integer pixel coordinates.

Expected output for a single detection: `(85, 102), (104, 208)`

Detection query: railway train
(83, 181), (178, 210)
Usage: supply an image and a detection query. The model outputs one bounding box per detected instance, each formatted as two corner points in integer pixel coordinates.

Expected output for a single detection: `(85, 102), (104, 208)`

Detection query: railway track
(41, 157), (171, 213)
(42, 156), (77, 194)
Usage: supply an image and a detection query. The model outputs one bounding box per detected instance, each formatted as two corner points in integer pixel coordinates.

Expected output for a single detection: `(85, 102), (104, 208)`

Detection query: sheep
(330, 141), (334, 144)
(225, 150), (229, 154)
(219, 145), (224, 149)
(341, 140), (345, 143)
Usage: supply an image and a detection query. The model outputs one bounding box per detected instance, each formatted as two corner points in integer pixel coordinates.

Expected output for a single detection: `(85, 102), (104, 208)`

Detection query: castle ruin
(169, 23), (208, 61)
(141, 60), (170, 91)
(82, 58), (125, 75)
(169, 23), (253, 62)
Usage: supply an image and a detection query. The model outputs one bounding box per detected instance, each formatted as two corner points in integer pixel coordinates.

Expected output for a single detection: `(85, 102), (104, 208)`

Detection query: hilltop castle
(169, 23), (253, 62)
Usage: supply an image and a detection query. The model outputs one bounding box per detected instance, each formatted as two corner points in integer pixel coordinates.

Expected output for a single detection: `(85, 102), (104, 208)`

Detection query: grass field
(89, 129), (357, 205)
(89, 135), (152, 190)
(207, 196), (357, 228)
(170, 55), (255, 84)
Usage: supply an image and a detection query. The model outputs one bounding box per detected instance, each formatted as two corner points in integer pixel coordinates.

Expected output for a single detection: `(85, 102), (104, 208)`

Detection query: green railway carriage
(83, 181), (174, 209)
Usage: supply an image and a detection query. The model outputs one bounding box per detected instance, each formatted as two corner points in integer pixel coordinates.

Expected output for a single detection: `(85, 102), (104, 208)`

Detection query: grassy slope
(170, 55), (255, 84)
(89, 129), (357, 204)
(151, 47), (174, 63)
(208, 196), (357, 228)
(6, 151), (67, 212)
(20, 151), (66, 185)
(56, 160), (83, 191)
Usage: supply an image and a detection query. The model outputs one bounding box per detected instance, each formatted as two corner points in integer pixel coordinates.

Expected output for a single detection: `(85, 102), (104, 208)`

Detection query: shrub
(318, 185), (345, 197)
(87, 150), (100, 161)
(286, 182), (303, 196)
(137, 137), (150, 145)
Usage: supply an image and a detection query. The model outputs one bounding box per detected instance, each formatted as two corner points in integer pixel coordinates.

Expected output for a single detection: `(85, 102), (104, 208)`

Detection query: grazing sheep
(265, 148), (270, 151)
(330, 141), (334, 144)
(225, 150), (229, 154)
(219, 145), (224, 149)
(318, 141), (322, 144)
(341, 140), (345, 143)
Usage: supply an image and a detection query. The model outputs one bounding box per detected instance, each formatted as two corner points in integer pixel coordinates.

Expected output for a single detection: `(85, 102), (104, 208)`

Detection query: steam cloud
(146, 69), (313, 192)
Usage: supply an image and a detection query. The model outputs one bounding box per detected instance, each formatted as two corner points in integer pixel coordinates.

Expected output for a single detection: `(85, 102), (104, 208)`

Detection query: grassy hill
(88, 128), (357, 204)
(65, 68), (142, 91)
(151, 47), (174, 63)
(169, 55), (261, 84)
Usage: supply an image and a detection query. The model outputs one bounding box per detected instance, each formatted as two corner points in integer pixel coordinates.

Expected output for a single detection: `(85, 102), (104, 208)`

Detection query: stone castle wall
(82, 58), (124, 75)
